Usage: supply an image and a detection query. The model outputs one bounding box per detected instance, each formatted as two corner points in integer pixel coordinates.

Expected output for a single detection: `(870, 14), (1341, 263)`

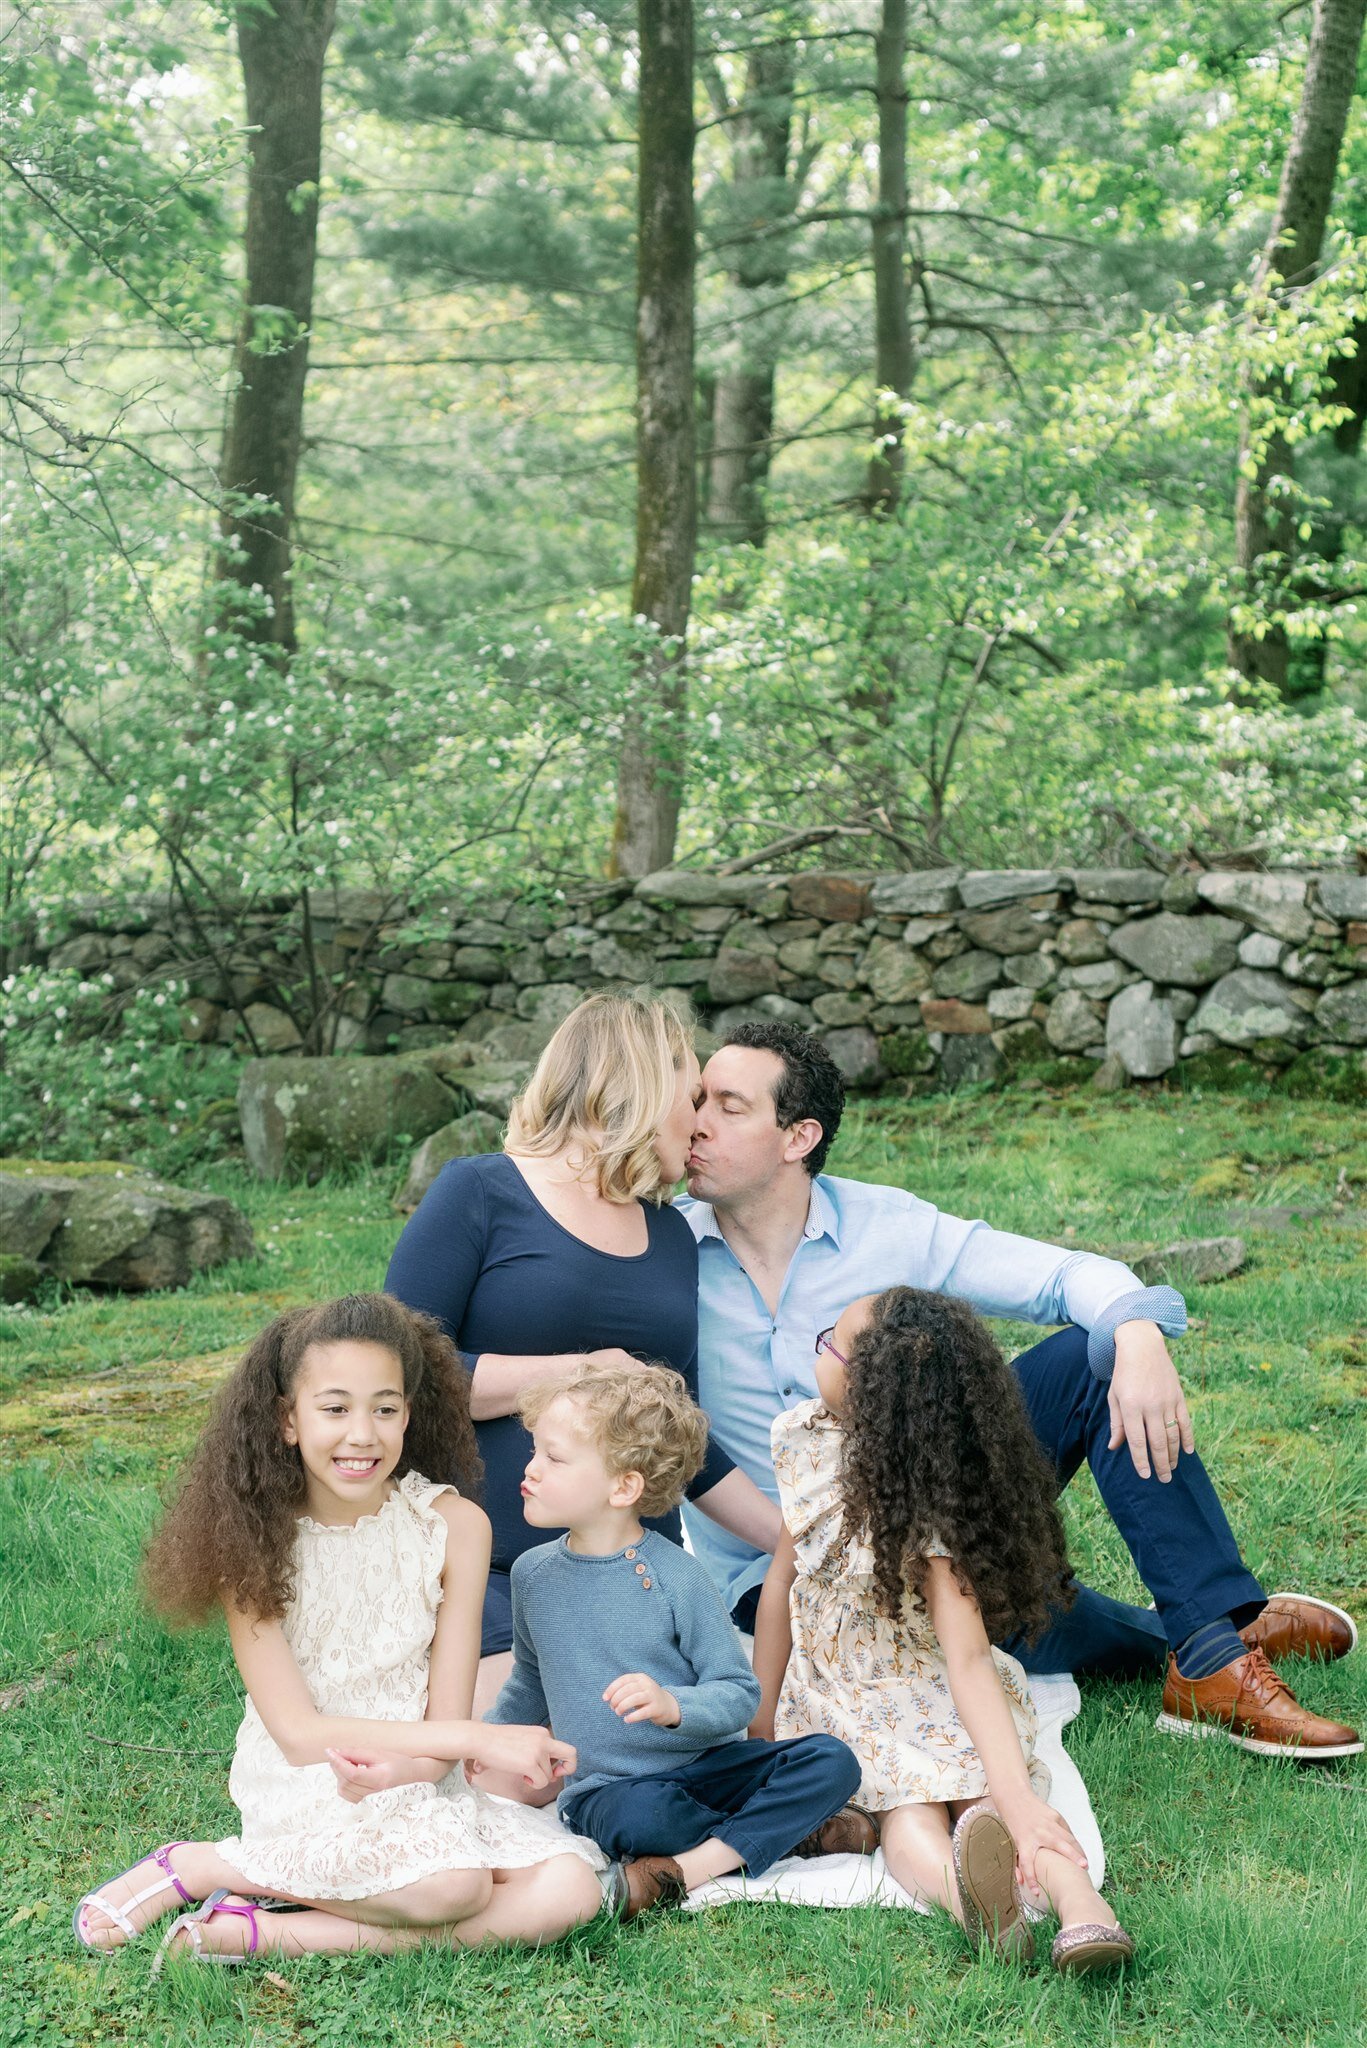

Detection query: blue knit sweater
(486, 1530), (761, 1803)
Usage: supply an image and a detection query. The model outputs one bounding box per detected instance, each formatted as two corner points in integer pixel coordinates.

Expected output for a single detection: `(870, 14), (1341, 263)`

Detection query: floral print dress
(771, 1402), (1050, 1812)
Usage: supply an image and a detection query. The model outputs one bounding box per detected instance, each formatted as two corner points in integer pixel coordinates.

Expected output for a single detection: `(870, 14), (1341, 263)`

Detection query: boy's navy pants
(561, 1733), (860, 1877)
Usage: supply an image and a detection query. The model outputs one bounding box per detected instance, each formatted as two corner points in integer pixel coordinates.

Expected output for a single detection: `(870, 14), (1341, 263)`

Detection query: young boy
(485, 1361), (874, 1917)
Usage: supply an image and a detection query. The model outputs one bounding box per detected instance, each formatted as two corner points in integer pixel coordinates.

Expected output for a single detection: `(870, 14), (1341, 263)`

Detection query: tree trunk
(1228, 0), (1367, 698)
(216, 0), (337, 659)
(707, 44), (796, 546)
(612, 0), (696, 877)
(864, 0), (915, 514)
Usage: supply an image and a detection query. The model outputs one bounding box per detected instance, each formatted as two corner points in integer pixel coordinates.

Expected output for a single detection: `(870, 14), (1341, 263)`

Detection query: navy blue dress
(385, 1153), (731, 1653)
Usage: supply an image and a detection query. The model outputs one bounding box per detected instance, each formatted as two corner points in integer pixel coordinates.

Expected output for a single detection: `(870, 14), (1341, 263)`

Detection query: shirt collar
(694, 1176), (841, 1250)
(803, 1176), (841, 1247)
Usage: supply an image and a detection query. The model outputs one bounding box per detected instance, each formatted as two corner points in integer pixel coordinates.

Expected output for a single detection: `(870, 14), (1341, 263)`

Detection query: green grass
(1, 1086), (1364, 2046)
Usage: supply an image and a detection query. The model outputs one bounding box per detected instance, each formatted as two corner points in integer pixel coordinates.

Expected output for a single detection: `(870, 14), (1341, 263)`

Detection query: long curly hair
(144, 1293), (482, 1625)
(836, 1288), (1073, 1644)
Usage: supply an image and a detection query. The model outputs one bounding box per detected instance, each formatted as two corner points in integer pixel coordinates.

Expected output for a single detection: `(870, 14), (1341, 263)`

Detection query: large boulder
(1129, 1237), (1248, 1287)
(0, 1162), (255, 1290)
(1106, 981), (1179, 1079)
(1191, 970), (1311, 1049)
(1109, 911), (1242, 988)
(394, 1111), (506, 1213)
(238, 1054), (463, 1178)
(1195, 872), (1313, 943)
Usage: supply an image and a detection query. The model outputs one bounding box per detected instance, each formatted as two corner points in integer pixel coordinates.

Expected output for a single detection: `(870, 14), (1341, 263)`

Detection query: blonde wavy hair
(520, 1361), (709, 1518)
(504, 989), (693, 1204)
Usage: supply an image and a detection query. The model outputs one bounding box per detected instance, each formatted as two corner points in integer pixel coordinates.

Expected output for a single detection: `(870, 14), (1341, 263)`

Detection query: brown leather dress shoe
(606, 1855), (689, 1921)
(792, 1804), (880, 1859)
(1157, 1648), (1363, 1759)
(1239, 1593), (1358, 1664)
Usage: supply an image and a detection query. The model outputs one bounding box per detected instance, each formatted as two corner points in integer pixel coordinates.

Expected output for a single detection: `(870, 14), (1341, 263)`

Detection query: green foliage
(1, 0), (1363, 940)
(0, 967), (239, 1174)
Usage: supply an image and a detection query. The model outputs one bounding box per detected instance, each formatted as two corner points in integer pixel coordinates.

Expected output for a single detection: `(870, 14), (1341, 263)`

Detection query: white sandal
(72, 1841), (193, 1952)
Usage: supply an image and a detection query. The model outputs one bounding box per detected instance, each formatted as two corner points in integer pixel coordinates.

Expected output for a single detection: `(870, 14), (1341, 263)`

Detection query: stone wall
(33, 866), (1367, 1094)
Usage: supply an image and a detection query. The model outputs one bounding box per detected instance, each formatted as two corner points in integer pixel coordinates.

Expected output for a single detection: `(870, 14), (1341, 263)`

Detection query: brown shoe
(1157, 1648), (1363, 1759)
(792, 1804), (880, 1859)
(605, 1855), (688, 1921)
(1239, 1594), (1358, 1665)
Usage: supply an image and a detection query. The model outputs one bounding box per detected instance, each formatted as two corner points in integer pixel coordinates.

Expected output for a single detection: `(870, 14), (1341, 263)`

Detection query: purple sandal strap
(150, 1843), (195, 1909)
(207, 1898), (261, 1955)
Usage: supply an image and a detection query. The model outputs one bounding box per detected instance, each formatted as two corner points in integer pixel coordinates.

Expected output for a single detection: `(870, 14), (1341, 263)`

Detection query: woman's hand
(603, 1672), (681, 1727)
(469, 1722), (578, 1787)
(325, 1746), (442, 1802)
(585, 1347), (652, 1373)
(747, 1711), (776, 1742)
(998, 1791), (1090, 1892)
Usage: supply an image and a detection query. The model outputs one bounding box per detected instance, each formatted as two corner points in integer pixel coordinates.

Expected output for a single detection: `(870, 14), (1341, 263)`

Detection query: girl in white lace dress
(72, 1295), (606, 1963)
(752, 1288), (1133, 1975)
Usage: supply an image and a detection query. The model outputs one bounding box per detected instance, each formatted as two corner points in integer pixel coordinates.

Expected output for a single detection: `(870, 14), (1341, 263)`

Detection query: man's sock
(1174, 1617), (1248, 1681)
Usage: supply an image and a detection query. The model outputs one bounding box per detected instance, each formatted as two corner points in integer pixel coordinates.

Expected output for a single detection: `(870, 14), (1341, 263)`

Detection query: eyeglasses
(815, 1327), (849, 1368)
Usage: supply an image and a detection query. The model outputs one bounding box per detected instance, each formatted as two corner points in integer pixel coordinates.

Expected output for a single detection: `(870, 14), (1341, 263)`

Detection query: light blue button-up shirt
(677, 1174), (1185, 1614)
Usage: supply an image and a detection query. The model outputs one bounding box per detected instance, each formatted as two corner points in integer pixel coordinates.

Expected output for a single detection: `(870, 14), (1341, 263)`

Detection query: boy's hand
(603, 1672), (681, 1727)
(325, 1746), (441, 1802)
(470, 1723), (577, 1788)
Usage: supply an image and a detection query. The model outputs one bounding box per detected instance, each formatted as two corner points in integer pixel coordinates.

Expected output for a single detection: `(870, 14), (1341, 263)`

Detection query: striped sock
(1175, 1617), (1247, 1681)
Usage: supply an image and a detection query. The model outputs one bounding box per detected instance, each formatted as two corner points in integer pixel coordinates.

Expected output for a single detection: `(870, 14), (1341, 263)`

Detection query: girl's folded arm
(750, 1526), (798, 1738)
(924, 1557), (1036, 1815)
(225, 1599), (487, 1767)
(357, 1492), (490, 1788)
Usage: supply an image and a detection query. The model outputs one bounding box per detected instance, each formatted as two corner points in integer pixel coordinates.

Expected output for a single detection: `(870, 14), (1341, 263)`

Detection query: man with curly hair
(677, 1021), (1360, 1763)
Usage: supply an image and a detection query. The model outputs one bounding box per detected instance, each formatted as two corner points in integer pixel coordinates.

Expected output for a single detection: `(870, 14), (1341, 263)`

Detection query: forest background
(2, 0), (1366, 960)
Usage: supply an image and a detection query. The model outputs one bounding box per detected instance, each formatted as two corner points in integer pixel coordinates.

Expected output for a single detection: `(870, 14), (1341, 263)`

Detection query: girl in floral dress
(72, 1294), (605, 1964)
(752, 1287), (1134, 1975)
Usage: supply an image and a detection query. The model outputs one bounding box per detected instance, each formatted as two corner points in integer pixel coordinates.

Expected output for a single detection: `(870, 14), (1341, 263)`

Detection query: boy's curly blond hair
(519, 1361), (709, 1518)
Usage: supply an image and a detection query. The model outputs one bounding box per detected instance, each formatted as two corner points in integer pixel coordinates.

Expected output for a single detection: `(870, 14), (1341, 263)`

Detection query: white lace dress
(214, 1473), (605, 1901)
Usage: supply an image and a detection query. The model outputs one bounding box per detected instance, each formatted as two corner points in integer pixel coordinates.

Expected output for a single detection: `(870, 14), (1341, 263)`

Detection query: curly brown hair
(836, 1288), (1073, 1644)
(144, 1293), (482, 1625)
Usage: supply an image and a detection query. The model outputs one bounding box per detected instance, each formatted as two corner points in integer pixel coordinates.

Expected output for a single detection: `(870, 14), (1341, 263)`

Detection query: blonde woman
(385, 991), (782, 1722)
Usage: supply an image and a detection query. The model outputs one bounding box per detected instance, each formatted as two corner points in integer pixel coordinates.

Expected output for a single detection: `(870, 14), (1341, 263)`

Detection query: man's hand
(603, 1672), (681, 1727)
(325, 1747), (441, 1802)
(469, 1723), (578, 1787)
(1107, 1322), (1195, 1482)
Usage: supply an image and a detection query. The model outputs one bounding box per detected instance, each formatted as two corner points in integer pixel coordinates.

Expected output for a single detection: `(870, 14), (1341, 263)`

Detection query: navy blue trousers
(1000, 1325), (1266, 1674)
(561, 1734), (860, 1878)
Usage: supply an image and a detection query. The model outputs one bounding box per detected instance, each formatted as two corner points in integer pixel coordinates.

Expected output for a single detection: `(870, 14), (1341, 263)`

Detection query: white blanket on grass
(682, 1673), (1102, 1913)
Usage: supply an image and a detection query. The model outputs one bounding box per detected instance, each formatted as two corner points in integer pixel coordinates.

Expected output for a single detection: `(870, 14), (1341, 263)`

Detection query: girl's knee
(403, 1867), (494, 1925)
(531, 1855), (603, 1930)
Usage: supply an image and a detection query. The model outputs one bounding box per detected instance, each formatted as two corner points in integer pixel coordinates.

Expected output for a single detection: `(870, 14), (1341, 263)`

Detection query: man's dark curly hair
(836, 1287), (1074, 1644)
(144, 1293), (482, 1624)
(721, 1021), (845, 1175)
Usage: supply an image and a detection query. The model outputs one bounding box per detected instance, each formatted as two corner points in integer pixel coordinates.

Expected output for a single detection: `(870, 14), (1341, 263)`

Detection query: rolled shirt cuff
(1086, 1285), (1187, 1381)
